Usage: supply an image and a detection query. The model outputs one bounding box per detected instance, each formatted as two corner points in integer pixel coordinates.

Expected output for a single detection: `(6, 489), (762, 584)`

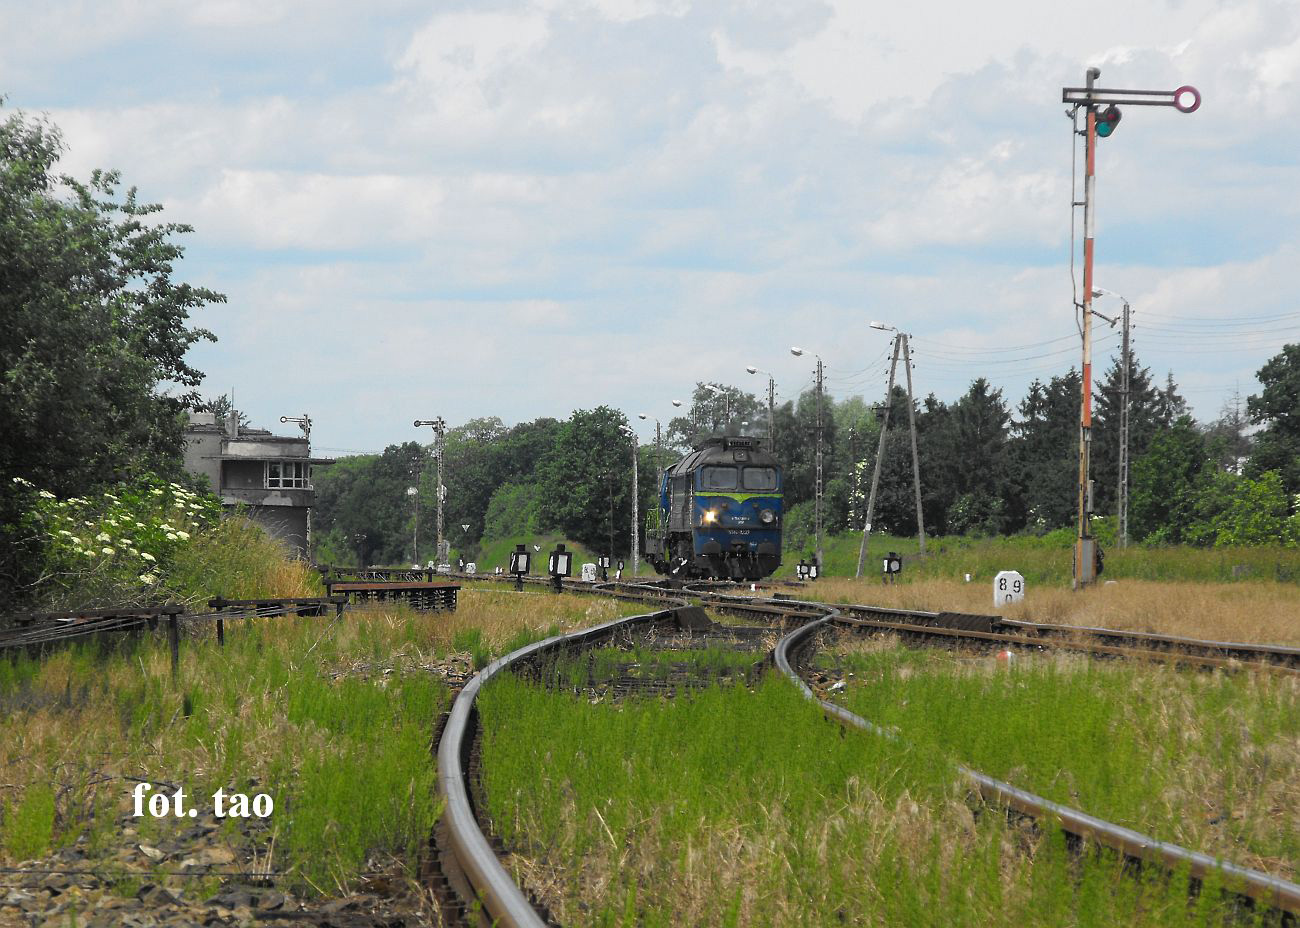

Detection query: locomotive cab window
(742, 467), (778, 491)
(700, 466), (738, 490)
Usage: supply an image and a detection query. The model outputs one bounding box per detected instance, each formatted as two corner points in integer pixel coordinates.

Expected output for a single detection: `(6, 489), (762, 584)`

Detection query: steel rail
(774, 617), (1300, 915)
(436, 600), (689, 926)
(447, 573), (1300, 671)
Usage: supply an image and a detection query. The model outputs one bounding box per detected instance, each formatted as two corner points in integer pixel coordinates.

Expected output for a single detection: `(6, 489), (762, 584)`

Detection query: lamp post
(745, 366), (776, 451)
(671, 399), (692, 445)
(638, 413), (666, 569)
(701, 383), (730, 433)
(621, 424), (640, 579)
(1092, 287), (1132, 548)
(406, 485), (418, 563)
(790, 347), (825, 570)
(413, 417), (447, 565)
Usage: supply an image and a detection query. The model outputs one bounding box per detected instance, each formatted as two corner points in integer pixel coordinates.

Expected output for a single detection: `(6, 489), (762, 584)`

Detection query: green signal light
(1096, 104), (1122, 138)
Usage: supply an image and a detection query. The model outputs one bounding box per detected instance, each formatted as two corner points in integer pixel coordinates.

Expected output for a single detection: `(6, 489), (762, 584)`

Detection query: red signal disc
(1173, 85), (1201, 113)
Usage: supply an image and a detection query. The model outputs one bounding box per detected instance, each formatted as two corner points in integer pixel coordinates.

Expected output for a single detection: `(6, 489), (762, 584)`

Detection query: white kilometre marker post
(993, 571), (1025, 608)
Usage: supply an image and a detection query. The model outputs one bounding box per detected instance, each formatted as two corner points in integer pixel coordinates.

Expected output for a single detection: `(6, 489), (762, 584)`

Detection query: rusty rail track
(434, 598), (694, 927)
(774, 613), (1300, 915)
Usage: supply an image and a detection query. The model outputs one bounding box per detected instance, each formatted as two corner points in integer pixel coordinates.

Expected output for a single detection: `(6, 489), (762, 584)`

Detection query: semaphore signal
(1061, 69), (1200, 590)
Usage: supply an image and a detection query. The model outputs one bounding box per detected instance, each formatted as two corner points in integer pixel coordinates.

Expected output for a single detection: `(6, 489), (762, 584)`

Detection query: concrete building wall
(247, 506), (309, 555)
(182, 413), (223, 495)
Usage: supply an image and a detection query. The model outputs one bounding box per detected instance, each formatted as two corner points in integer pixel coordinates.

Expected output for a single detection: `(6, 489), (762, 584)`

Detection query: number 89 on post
(993, 570), (1025, 607)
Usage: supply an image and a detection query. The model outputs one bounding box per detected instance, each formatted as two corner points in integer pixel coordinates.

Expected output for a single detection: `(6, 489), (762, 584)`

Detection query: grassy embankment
(770, 531), (1300, 644)
(481, 671), (1266, 927)
(0, 517), (643, 896)
(809, 530), (1300, 586)
(824, 640), (1300, 879)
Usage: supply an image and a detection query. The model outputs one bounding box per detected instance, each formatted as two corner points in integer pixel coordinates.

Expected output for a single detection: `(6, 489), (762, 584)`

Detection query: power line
(1136, 309), (1300, 326)
(912, 331), (1081, 354)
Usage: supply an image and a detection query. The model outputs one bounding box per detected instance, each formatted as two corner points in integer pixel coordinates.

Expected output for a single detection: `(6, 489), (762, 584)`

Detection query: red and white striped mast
(1061, 70), (1200, 589)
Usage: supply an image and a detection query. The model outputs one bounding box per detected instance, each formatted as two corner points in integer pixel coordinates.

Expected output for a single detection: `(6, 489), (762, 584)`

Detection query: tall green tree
(1129, 416), (1208, 544)
(1153, 371), (1188, 427)
(1, 104), (222, 596)
(1092, 351), (1162, 516)
(1246, 344), (1300, 495)
(312, 443), (426, 565)
(536, 407), (636, 555)
(1007, 370), (1081, 532)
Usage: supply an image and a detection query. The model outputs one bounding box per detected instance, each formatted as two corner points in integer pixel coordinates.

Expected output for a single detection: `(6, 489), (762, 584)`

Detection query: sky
(3, 0), (1298, 456)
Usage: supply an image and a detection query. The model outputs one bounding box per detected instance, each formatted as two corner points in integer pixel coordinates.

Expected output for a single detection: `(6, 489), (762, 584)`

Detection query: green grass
(0, 612), (448, 893)
(474, 533), (658, 578)
(2, 784), (56, 861)
(810, 529), (1300, 585)
(479, 674), (1262, 926)
(827, 644), (1300, 872)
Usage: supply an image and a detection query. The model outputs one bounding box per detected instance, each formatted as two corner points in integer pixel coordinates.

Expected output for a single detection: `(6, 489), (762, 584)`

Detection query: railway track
(12, 572), (1296, 922)
(434, 573), (1300, 925)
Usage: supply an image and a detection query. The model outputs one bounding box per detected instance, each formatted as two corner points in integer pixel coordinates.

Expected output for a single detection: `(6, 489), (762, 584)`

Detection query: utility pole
(856, 326), (926, 576)
(1062, 69), (1199, 588)
(1119, 297), (1131, 547)
(901, 335), (926, 554)
(414, 417), (447, 565)
(629, 430), (639, 578)
(856, 336), (900, 578)
(815, 357), (824, 568)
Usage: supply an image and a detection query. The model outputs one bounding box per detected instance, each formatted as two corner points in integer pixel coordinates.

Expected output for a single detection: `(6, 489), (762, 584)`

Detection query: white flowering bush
(11, 475), (222, 608)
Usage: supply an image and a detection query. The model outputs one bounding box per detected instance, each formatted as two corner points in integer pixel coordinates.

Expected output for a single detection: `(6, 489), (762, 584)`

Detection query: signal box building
(182, 411), (333, 556)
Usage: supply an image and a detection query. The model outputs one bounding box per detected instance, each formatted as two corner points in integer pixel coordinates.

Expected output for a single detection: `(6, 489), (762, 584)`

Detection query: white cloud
(7, 0), (1300, 452)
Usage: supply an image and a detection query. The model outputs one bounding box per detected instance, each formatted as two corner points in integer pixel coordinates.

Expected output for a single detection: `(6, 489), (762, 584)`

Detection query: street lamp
(620, 423), (640, 580)
(700, 383), (731, 433)
(1091, 287), (1133, 549)
(406, 486), (418, 563)
(746, 366), (776, 451)
(788, 347), (825, 570)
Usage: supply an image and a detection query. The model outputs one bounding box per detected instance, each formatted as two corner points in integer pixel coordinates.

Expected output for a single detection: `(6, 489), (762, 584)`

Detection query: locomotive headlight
(702, 509), (718, 524)
(759, 508), (776, 524)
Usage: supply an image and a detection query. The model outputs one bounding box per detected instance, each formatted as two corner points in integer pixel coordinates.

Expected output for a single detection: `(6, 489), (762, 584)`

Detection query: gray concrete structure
(182, 411), (333, 557)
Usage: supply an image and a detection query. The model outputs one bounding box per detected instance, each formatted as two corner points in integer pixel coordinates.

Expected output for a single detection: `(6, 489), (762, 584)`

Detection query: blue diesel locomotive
(643, 436), (782, 580)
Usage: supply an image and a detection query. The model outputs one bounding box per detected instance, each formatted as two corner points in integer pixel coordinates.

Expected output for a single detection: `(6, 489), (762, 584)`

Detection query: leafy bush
(5, 473), (319, 612)
(10, 474), (221, 609)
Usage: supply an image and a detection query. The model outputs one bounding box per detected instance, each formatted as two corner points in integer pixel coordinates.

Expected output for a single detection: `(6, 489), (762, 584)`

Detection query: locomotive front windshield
(700, 466), (738, 490)
(742, 467), (778, 490)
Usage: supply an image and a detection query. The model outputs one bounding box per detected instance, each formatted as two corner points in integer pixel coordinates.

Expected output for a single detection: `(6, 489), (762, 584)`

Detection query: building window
(266, 460), (311, 489)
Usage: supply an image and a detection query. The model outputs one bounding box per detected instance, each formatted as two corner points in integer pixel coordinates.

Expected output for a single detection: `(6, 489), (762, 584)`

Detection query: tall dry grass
(801, 576), (1300, 645)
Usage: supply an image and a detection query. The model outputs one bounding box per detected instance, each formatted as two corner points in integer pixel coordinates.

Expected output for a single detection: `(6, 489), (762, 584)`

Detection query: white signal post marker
(993, 570), (1025, 608)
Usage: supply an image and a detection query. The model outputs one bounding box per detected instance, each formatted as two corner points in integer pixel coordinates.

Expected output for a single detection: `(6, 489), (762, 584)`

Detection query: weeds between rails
(480, 673), (1279, 928)
(818, 641), (1300, 882)
(0, 591), (645, 896)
